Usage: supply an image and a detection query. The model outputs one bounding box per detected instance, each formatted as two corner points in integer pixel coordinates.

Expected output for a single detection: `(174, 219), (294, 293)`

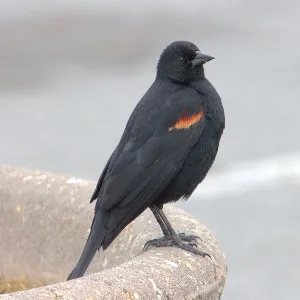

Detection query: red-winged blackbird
(67, 41), (225, 280)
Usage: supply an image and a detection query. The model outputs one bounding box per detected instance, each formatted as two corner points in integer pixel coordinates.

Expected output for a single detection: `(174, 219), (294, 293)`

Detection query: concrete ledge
(0, 165), (227, 299)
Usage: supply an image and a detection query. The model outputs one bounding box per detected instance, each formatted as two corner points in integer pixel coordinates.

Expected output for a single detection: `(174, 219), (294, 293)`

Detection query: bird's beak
(191, 51), (215, 67)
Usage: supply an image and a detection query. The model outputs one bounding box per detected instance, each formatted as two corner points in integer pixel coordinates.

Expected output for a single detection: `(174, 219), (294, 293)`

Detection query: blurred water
(0, 1), (299, 299)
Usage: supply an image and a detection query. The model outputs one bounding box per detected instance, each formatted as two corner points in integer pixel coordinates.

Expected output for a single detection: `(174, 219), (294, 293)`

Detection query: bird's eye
(178, 57), (186, 63)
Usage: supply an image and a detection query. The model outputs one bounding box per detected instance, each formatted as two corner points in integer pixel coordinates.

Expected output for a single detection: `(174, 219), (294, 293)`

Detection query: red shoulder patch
(169, 109), (204, 132)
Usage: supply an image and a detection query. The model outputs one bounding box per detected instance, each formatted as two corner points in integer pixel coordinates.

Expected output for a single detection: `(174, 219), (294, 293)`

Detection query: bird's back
(93, 79), (191, 203)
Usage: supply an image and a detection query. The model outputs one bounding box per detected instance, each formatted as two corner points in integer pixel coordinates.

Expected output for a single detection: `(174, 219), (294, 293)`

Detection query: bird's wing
(90, 152), (114, 202)
(94, 88), (206, 247)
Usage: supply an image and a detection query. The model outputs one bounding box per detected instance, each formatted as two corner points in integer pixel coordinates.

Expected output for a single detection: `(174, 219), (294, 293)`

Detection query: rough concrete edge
(0, 165), (227, 300)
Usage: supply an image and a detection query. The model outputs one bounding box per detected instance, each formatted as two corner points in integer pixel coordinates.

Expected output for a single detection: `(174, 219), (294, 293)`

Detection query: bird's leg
(150, 206), (172, 236)
(151, 205), (200, 242)
(150, 205), (199, 240)
(150, 206), (198, 240)
(145, 205), (209, 257)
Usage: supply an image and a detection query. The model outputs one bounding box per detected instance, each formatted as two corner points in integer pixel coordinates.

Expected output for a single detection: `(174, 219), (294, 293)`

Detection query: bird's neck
(192, 66), (206, 80)
(156, 66), (206, 83)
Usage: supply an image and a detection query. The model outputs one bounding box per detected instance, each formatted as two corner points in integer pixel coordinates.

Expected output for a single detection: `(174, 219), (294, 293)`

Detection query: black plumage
(67, 41), (225, 280)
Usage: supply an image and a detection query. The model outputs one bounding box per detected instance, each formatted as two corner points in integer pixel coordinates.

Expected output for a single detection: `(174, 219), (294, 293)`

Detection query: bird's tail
(67, 211), (106, 280)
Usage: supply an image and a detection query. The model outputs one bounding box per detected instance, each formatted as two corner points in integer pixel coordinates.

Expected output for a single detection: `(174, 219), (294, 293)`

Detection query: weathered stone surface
(0, 165), (226, 299)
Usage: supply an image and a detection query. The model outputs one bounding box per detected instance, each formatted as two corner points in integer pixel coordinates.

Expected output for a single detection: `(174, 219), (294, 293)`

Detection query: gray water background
(0, 1), (299, 299)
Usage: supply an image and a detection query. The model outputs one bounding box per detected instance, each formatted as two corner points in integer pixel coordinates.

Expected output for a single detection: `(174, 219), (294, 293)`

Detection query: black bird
(67, 41), (225, 280)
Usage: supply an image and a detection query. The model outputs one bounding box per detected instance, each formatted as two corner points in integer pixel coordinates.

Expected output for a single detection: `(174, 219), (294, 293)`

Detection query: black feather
(67, 40), (225, 279)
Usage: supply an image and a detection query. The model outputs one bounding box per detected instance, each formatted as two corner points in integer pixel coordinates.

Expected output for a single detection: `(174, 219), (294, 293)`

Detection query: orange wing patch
(169, 109), (204, 132)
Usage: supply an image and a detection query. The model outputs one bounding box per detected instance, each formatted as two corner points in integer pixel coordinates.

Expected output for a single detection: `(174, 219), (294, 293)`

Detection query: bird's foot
(177, 232), (201, 242)
(143, 234), (210, 257)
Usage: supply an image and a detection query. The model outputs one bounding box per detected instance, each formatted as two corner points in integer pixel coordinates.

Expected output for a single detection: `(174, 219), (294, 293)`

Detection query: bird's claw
(143, 238), (160, 251)
(177, 233), (201, 242)
(143, 234), (210, 258)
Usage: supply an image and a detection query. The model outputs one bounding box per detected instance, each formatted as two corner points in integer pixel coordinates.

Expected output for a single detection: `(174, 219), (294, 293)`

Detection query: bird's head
(156, 41), (214, 83)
